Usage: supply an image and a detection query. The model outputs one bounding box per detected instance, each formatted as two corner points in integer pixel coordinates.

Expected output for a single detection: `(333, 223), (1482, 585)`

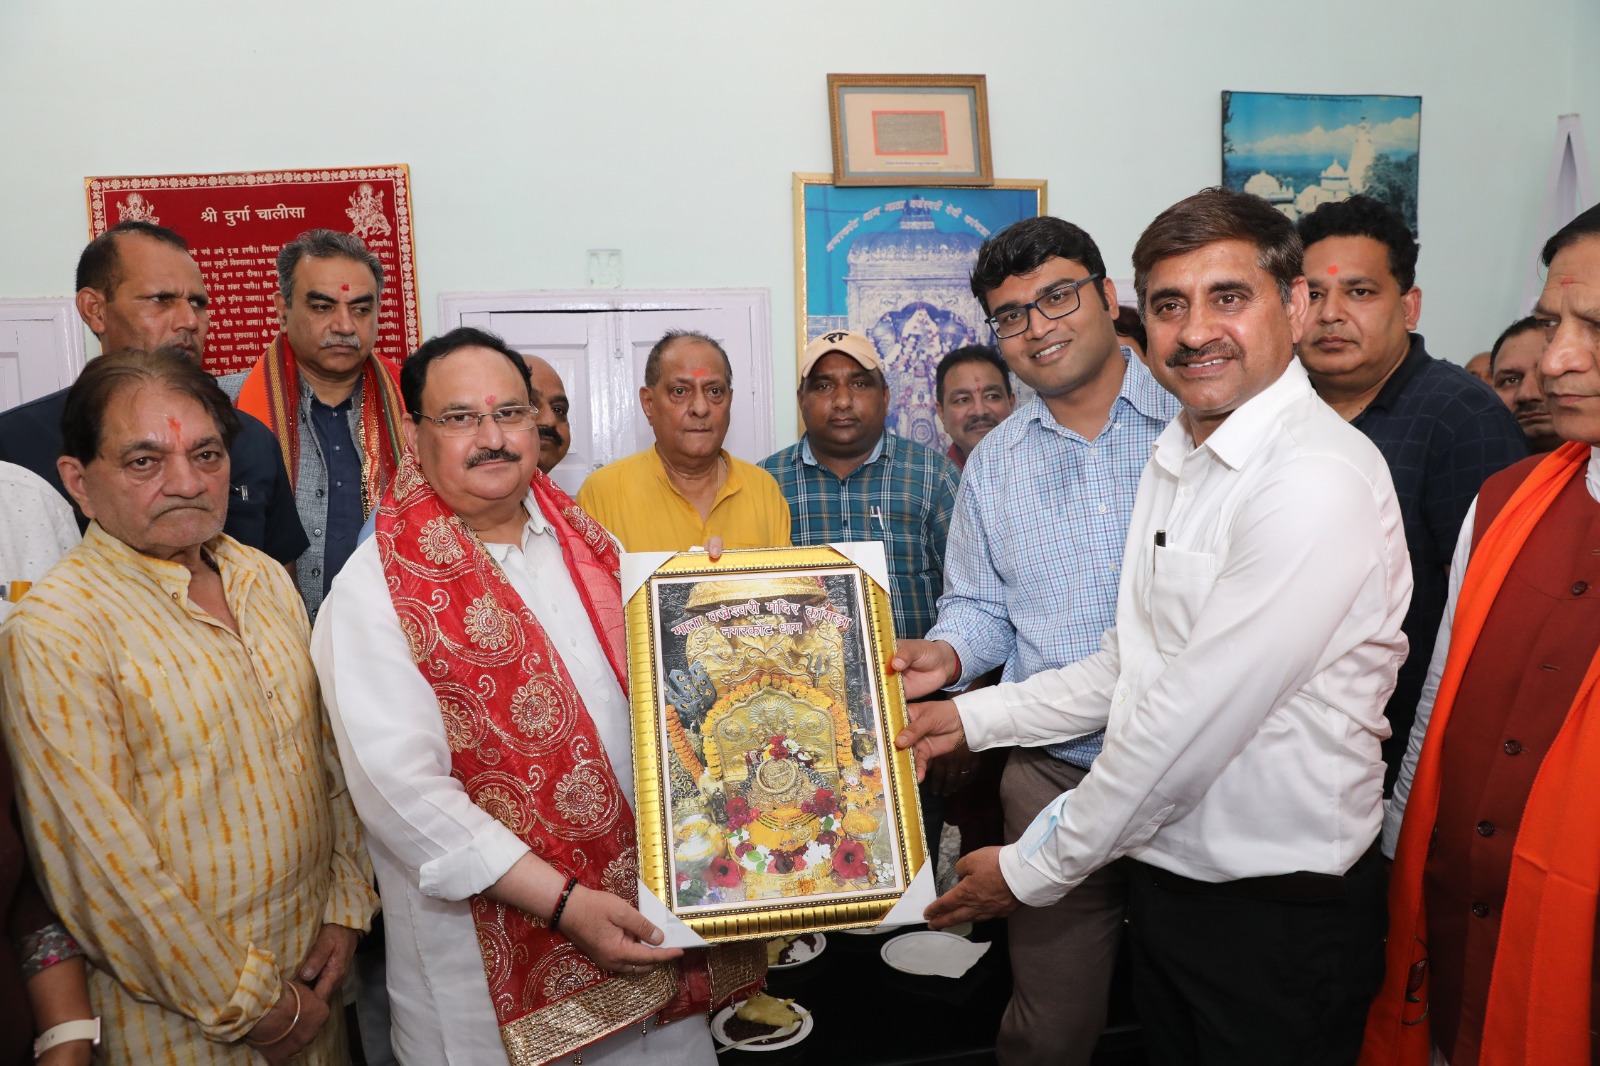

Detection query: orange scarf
(1361, 441), (1600, 1065)
(236, 335), (406, 517)
(376, 456), (761, 1064)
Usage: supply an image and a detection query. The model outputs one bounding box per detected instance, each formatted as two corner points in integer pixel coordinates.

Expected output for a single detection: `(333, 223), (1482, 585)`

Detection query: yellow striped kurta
(0, 524), (377, 1065)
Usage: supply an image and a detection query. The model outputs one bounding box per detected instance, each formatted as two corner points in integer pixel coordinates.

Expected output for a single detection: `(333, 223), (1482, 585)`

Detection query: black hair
(61, 346), (240, 463)
(1542, 202), (1600, 267)
(935, 345), (1010, 403)
(75, 221), (190, 293)
(1296, 194), (1419, 292)
(400, 327), (532, 415)
(969, 216), (1109, 314)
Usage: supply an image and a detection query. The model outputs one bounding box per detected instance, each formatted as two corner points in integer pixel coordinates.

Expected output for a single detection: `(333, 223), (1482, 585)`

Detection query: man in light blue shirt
(895, 216), (1177, 1066)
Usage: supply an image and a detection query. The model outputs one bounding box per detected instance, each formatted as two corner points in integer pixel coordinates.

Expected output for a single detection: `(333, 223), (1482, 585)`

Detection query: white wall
(1, 1), (1590, 445)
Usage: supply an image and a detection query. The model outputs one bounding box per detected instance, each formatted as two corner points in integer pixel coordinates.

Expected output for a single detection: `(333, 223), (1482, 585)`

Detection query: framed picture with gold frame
(828, 74), (992, 186)
(626, 545), (926, 942)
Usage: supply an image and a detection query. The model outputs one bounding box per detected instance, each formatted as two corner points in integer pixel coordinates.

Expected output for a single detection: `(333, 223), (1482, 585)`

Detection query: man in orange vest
(1367, 205), (1600, 1065)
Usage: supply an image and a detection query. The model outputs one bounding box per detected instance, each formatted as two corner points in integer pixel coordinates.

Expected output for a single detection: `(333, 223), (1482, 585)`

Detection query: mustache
(537, 427), (564, 443)
(467, 447), (522, 468)
(962, 415), (998, 432)
(321, 332), (360, 349)
(1166, 340), (1242, 368)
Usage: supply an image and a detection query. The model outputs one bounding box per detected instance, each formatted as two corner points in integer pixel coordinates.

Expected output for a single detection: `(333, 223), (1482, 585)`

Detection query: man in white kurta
(313, 329), (717, 1066)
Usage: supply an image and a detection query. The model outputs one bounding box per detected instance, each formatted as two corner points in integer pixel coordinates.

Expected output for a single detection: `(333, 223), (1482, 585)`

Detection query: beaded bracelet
(246, 982), (302, 1048)
(549, 876), (581, 933)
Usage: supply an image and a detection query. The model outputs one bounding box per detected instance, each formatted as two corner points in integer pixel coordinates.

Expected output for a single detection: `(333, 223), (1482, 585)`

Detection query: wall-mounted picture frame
(627, 546), (925, 942)
(1221, 90), (1422, 232)
(828, 74), (993, 187)
(793, 173), (1046, 449)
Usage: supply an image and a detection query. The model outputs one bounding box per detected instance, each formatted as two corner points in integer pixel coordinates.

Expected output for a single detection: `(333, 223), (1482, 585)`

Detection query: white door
(456, 310), (605, 496)
(0, 300), (86, 412)
(441, 290), (773, 497)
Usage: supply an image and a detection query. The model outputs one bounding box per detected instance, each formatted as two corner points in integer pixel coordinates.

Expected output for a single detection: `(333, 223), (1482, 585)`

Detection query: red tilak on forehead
(1327, 265), (1339, 275)
(341, 283), (350, 291)
(166, 416), (183, 434)
(485, 394), (497, 407)
(691, 367), (707, 377)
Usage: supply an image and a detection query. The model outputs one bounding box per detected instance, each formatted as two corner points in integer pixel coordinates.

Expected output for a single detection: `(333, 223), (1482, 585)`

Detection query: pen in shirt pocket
(870, 506), (885, 533)
(1154, 529), (1166, 547)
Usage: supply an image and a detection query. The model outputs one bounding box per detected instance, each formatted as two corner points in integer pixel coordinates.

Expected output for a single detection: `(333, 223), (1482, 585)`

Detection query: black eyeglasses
(985, 274), (1105, 339)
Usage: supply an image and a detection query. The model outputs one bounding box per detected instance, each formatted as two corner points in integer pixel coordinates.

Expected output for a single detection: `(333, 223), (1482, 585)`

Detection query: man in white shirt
(898, 187), (1411, 1065)
(0, 462), (78, 622)
(313, 327), (760, 1066)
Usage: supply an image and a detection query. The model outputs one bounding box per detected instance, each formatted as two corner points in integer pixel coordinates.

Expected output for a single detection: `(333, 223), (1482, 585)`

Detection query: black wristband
(549, 876), (580, 933)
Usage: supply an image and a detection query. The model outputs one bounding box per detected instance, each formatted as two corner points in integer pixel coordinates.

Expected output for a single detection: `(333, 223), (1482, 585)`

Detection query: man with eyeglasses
(892, 216), (1177, 1066)
(218, 229), (407, 622)
(580, 329), (790, 552)
(313, 327), (762, 1066)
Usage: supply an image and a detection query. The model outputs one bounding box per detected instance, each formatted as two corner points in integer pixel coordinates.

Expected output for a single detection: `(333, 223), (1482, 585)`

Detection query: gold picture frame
(627, 546), (925, 942)
(828, 73), (992, 186)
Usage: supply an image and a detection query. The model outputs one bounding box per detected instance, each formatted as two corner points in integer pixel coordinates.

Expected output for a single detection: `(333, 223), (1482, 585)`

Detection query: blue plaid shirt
(925, 351), (1178, 769)
(761, 432), (960, 641)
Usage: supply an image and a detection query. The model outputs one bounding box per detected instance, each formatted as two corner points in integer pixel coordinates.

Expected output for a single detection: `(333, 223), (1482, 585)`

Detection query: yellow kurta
(577, 447), (791, 551)
(0, 524), (377, 1065)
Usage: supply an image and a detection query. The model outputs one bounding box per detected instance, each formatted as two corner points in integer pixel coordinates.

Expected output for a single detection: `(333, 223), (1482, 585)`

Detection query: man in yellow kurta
(0, 347), (377, 1065)
(578, 330), (789, 551)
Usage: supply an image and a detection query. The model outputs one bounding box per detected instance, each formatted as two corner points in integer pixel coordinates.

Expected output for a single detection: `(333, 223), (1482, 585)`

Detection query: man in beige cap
(761, 331), (961, 858)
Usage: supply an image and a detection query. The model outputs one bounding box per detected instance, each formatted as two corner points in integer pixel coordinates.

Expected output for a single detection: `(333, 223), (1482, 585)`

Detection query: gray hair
(277, 229), (384, 304)
(643, 329), (732, 388)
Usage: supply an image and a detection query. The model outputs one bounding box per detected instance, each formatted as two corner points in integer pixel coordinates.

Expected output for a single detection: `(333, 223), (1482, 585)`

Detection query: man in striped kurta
(0, 348), (377, 1065)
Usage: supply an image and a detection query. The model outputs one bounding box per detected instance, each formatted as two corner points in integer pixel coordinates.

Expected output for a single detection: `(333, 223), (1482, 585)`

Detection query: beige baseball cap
(800, 330), (883, 378)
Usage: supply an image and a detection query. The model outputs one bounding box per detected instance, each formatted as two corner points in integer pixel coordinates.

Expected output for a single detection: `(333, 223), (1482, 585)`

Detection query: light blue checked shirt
(925, 350), (1178, 769)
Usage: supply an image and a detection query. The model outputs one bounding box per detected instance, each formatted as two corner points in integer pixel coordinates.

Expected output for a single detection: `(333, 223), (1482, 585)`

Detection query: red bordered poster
(86, 165), (420, 376)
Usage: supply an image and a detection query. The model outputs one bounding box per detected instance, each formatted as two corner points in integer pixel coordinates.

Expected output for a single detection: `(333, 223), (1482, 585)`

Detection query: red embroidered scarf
(236, 335), (406, 516)
(376, 455), (760, 1064)
(1361, 442), (1600, 1065)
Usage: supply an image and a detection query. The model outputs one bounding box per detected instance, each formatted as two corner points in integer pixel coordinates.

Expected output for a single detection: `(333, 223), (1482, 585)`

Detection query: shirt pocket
(1147, 547), (1218, 659)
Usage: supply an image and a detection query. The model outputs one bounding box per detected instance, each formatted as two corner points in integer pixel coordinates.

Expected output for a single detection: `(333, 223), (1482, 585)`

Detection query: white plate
(768, 932), (827, 970)
(879, 929), (975, 975)
(711, 1000), (813, 1052)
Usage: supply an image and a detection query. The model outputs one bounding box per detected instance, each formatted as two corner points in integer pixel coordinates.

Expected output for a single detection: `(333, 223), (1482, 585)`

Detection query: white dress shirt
(956, 360), (1412, 907)
(1382, 447), (1600, 857)
(0, 461), (78, 623)
(313, 492), (712, 1066)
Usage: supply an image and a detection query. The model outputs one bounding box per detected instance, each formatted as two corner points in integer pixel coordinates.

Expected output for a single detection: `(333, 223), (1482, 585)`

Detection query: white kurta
(0, 461), (78, 623)
(313, 494), (713, 1066)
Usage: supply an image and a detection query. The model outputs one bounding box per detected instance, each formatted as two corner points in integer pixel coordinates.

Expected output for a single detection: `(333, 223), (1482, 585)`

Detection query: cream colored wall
(0, 0), (1589, 444)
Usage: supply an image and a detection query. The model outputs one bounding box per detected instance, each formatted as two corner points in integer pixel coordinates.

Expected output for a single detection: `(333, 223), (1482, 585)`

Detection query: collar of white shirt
(1152, 357), (1314, 476)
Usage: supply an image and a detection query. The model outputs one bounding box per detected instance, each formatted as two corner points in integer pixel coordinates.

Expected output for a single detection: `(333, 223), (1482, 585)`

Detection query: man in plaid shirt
(760, 331), (959, 643)
(761, 330), (961, 863)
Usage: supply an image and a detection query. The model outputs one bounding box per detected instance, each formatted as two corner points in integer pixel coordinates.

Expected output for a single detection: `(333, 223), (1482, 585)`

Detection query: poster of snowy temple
(1221, 92), (1421, 232)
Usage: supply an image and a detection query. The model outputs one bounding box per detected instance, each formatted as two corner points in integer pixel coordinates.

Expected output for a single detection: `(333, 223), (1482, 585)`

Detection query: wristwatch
(33, 1017), (100, 1058)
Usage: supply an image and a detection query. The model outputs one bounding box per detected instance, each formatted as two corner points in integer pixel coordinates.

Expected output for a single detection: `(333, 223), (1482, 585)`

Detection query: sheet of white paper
(621, 551), (677, 605)
(637, 878), (711, 948)
(870, 859), (937, 930)
(827, 541), (891, 596)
